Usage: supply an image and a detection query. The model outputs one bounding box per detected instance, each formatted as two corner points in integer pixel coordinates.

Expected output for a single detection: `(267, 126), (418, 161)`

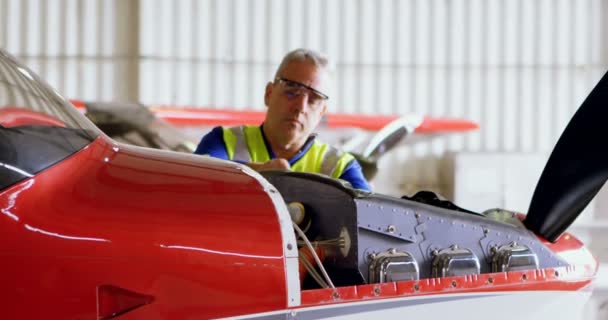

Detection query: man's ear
(264, 82), (273, 107)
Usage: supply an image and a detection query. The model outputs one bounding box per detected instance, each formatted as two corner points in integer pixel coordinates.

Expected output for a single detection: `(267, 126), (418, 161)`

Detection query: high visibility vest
(222, 125), (354, 179)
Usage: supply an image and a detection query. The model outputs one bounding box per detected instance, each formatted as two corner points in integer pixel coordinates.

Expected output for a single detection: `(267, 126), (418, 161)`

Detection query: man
(194, 48), (371, 191)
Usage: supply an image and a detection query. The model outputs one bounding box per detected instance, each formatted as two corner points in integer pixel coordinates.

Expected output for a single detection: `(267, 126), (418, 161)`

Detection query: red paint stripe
(0, 107), (67, 127)
(323, 113), (401, 131)
(70, 99), (86, 112)
(69, 101), (479, 133)
(416, 116), (479, 133)
(301, 266), (595, 306)
(149, 106), (479, 133)
(152, 107), (266, 127)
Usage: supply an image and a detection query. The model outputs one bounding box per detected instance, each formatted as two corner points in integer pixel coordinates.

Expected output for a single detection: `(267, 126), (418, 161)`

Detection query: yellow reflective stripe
(243, 126), (271, 163)
(291, 140), (323, 173)
(225, 126), (353, 177)
(222, 127), (237, 160)
(291, 141), (354, 178)
(224, 125), (271, 163)
(225, 126), (251, 162)
(332, 152), (354, 178)
(320, 145), (342, 176)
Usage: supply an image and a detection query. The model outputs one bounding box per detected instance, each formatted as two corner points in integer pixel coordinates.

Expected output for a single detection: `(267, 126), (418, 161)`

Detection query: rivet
(373, 287), (381, 296)
(554, 271), (560, 277)
(488, 277), (494, 284)
(332, 291), (340, 299)
(387, 225), (397, 233)
(413, 284), (420, 291)
(287, 243), (293, 250)
(451, 280), (457, 287)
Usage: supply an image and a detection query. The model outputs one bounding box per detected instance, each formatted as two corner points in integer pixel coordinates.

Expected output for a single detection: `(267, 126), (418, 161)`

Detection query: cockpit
(0, 50), (99, 191)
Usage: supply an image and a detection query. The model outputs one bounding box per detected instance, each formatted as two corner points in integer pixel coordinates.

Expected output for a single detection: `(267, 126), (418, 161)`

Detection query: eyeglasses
(274, 77), (329, 106)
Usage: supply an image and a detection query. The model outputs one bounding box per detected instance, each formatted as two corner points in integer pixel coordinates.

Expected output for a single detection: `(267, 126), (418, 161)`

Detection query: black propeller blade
(525, 71), (608, 242)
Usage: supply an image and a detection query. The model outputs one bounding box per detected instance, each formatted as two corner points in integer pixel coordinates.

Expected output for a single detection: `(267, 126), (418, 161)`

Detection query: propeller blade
(524, 71), (608, 242)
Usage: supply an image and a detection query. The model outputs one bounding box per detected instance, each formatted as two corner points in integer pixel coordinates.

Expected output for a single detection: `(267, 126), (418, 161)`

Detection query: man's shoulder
(194, 126), (227, 156)
(206, 126), (226, 139)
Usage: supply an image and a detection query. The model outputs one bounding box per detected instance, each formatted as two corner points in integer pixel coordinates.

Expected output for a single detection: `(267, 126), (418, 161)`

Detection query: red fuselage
(0, 136), (289, 319)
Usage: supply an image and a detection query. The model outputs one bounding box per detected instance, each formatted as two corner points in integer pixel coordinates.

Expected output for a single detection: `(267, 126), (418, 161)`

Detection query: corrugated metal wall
(0, 0), (138, 101)
(137, 0), (608, 154)
(2, 0), (607, 193)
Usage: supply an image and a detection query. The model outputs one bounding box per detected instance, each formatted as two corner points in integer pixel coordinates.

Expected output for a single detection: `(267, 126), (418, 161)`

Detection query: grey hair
(274, 48), (332, 79)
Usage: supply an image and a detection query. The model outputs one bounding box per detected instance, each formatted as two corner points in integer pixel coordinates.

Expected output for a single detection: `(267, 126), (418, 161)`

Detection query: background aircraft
(71, 99), (478, 181)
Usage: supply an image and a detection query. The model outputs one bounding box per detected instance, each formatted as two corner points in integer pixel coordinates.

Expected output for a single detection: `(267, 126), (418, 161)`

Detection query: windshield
(0, 49), (100, 191)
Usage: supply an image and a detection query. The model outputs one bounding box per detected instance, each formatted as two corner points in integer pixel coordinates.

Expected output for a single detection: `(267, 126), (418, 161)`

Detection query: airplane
(69, 99), (479, 181)
(0, 47), (599, 319)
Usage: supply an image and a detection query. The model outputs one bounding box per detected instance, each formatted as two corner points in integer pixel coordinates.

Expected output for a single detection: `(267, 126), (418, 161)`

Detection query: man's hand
(247, 158), (291, 172)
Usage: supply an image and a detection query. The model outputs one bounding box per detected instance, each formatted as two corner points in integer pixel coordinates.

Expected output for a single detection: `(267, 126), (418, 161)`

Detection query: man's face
(264, 60), (330, 147)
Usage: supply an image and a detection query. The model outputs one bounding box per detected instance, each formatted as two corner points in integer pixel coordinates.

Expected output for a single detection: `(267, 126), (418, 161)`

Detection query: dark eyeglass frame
(275, 77), (330, 101)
